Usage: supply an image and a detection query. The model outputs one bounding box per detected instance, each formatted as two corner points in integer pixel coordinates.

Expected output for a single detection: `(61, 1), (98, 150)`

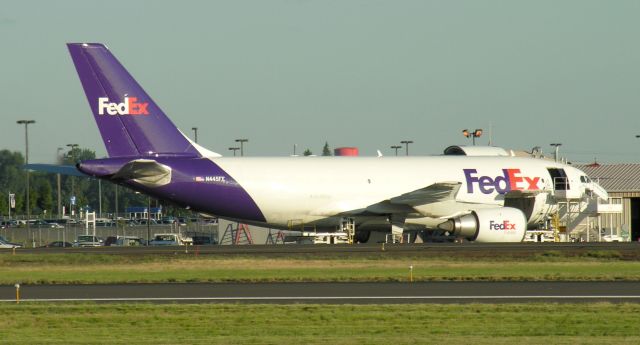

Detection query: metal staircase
(555, 197), (622, 242)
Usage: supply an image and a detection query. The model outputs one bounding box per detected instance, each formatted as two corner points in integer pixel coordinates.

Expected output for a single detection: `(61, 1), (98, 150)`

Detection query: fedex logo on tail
(464, 168), (540, 194)
(98, 97), (149, 115)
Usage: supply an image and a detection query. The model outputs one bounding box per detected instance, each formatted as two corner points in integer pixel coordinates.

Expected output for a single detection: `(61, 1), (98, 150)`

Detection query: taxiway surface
(2, 281), (640, 304)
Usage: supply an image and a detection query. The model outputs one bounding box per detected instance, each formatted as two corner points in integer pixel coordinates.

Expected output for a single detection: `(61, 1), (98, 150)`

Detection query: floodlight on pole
(462, 128), (483, 146)
(235, 139), (248, 156)
(390, 145), (402, 156)
(550, 143), (562, 162)
(228, 147), (240, 156)
(16, 120), (35, 246)
(400, 140), (413, 156)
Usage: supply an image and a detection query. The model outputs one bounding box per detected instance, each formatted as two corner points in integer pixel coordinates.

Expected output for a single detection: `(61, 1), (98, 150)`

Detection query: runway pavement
(2, 281), (640, 304)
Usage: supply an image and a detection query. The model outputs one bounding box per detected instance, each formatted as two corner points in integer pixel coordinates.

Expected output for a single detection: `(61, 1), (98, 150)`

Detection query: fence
(1, 224), (219, 248)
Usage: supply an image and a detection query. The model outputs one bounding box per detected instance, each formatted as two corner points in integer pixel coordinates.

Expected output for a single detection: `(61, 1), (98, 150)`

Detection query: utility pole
(228, 147), (240, 156)
(16, 120), (35, 246)
(400, 140), (413, 156)
(390, 145), (402, 156)
(235, 139), (248, 156)
(192, 127), (198, 143)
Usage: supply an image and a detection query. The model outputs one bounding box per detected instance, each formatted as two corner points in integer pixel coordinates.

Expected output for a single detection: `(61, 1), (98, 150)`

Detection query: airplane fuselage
(80, 154), (592, 231)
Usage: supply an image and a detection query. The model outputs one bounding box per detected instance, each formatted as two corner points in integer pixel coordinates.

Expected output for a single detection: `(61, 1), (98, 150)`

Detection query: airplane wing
(389, 182), (461, 206)
(24, 164), (87, 177)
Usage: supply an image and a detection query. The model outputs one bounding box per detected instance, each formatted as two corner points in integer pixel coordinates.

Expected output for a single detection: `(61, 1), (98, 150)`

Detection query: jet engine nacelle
(439, 207), (526, 242)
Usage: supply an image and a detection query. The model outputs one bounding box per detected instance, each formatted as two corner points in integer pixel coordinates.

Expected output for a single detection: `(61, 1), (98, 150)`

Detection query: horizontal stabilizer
(112, 159), (172, 188)
(24, 164), (87, 177)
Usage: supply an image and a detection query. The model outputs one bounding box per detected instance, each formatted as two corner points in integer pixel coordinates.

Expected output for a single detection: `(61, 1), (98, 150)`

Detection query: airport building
(576, 163), (640, 242)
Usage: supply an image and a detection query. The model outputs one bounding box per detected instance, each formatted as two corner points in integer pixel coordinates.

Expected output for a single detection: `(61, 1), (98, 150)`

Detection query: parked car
(149, 233), (193, 246)
(0, 235), (22, 248)
(96, 220), (116, 227)
(40, 241), (73, 248)
(29, 220), (64, 229)
(136, 219), (158, 226)
(0, 220), (18, 229)
(112, 236), (145, 246)
(192, 236), (217, 245)
(103, 236), (118, 246)
(73, 235), (103, 247)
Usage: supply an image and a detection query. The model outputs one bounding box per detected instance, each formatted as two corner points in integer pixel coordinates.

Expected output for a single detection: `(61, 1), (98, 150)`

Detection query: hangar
(576, 163), (640, 242)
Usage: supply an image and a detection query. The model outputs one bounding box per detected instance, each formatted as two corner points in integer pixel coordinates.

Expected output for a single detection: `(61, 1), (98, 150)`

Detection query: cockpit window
(580, 176), (591, 183)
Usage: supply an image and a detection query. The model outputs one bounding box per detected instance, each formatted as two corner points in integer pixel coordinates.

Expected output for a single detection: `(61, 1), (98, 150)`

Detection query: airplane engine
(438, 207), (526, 242)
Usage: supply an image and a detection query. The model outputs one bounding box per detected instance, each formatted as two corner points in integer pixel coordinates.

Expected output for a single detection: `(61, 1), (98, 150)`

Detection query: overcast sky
(1, 0), (639, 163)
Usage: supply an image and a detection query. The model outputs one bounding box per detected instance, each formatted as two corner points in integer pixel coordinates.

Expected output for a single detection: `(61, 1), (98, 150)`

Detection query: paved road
(4, 242), (640, 258)
(2, 282), (640, 304)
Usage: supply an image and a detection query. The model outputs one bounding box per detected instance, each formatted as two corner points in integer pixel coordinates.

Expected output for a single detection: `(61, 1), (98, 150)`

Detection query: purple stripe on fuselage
(78, 157), (265, 222)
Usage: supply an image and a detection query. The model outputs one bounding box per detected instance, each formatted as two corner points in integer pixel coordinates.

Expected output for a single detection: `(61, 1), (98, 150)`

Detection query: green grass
(1, 253), (640, 284)
(1, 303), (639, 344)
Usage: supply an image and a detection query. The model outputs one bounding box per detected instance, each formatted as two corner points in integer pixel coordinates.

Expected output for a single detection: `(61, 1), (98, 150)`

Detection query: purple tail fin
(67, 43), (199, 158)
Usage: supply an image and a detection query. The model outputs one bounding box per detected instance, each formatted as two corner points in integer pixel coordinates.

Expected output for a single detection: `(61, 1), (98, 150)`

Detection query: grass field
(1, 252), (639, 284)
(2, 302), (639, 344)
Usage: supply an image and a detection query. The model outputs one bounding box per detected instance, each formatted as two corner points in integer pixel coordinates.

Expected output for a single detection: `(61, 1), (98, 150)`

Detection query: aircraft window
(580, 176), (591, 183)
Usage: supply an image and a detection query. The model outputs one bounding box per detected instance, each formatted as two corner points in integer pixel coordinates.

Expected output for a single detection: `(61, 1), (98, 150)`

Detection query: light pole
(390, 145), (402, 156)
(114, 184), (118, 221)
(400, 140), (413, 156)
(66, 144), (79, 217)
(550, 143), (562, 162)
(235, 139), (248, 156)
(56, 147), (63, 219)
(16, 120), (35, 245)
(462, 129), (483, 146)
(228, 147), (240, 156)
(98, 179), (102, 218)
(147, 195), (151, 246)
(192, 127), (198, 143)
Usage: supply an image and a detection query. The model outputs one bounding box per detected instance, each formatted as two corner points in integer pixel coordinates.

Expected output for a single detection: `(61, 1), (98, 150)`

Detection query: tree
(0, 150), (25, 216)
(322, 142), (332, 156)
(303, 149), (313, 156)
(36, 178), (53, 215)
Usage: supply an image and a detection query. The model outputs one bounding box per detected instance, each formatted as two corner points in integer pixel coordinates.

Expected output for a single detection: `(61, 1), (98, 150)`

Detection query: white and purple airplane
(59, 43), (608, 242)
